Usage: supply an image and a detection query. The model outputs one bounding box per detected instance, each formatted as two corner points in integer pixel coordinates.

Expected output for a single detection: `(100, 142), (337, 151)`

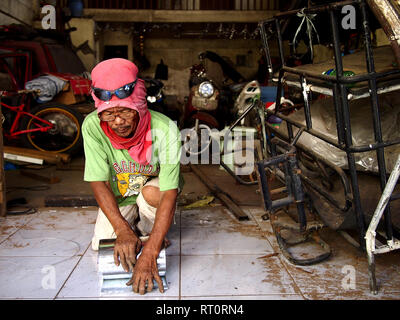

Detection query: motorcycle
(183, 51), (246, 156)
(144, 77), (180, 123)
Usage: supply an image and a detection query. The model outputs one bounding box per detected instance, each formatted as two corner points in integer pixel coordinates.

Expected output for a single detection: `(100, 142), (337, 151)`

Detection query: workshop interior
(0, 0), (399, 300)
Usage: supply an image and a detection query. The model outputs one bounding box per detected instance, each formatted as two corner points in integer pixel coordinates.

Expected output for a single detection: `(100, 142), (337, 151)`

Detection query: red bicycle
(1, 89), (84, 154)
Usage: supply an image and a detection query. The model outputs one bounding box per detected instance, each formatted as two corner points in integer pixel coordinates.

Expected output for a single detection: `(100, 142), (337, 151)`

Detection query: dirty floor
(0, 155), (399, 300)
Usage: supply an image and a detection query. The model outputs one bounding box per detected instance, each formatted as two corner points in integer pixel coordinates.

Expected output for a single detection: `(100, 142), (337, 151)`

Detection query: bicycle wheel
(20, 104), (84, 154)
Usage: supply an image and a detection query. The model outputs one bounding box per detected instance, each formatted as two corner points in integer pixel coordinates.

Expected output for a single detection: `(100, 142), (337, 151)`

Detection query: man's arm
(127, 188), (178, 295)
(90, 181), (142, 271)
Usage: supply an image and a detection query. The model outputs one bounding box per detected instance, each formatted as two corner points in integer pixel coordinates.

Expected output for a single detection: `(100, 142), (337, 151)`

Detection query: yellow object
(184, 196), (215, 209)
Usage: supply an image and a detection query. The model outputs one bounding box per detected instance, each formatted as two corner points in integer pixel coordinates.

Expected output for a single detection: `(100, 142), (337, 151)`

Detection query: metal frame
(366, 154), (400, 294)
(258, 0), (400, 293)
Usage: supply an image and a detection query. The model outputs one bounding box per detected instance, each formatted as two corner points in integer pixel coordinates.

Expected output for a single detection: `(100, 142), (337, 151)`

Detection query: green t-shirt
(82, 109), (183, 207)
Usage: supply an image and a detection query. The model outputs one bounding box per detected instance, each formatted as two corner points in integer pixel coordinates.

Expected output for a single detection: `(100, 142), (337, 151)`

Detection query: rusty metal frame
(258, 0), (400, 293)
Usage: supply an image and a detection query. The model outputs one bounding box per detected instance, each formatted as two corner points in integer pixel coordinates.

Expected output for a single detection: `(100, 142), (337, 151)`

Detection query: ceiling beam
(83, 9), (277, 23)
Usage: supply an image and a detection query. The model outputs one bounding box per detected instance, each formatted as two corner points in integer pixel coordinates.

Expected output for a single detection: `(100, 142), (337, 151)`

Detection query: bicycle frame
(1, 95), (54, 139)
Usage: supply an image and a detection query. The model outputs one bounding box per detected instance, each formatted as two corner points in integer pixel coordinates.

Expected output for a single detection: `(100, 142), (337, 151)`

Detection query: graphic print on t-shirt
(111, 160), (159, 197)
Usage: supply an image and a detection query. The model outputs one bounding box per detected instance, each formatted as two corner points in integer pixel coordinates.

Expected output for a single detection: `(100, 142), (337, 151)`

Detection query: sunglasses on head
(91, 80), (137, 101)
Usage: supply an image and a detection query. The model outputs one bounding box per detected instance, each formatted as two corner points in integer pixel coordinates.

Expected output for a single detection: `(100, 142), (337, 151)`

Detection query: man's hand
(126, 250), (164, 295)
(114, 230), (142, 272)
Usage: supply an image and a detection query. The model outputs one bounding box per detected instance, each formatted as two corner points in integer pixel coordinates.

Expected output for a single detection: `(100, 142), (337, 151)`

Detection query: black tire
(20, 104), (84, 154)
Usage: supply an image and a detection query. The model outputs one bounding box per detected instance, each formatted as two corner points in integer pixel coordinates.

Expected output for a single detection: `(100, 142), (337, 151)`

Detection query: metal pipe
(365, 154), (400, 294)
(275, 18), (286, 69)
(330, 6), (366, 245)
(332, 84), (345, 145)
(267, 124), (354, 211)
(259, 21), (273, 77)
(300, 76), (313, 130)
(281, 66), (400, 84)
(360, 0), (393, 241)
(265, 108), (342, 149)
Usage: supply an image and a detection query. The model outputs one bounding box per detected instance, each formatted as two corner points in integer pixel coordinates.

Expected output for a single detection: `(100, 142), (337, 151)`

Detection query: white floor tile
(57, 255), (180, 299)
(181, 227), (273, 255)
(26, 208), (97, 230)
(0, 256), (80, 299)
(181, 255), (297, 296)
(0, 228), (92, 257)
(180, 207), (257, 229)
(0, 214), (36, 243)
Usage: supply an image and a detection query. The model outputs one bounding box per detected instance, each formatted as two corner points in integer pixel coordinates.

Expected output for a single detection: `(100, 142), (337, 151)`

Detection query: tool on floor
(98, 238), (168, 293)
(256, 136), (331, 265)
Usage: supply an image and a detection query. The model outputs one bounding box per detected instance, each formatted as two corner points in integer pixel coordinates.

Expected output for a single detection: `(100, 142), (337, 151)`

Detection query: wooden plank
(84, 8), (278, 22)
(3, 146), (70, 165)
(45, 195), (98, 207)
(189, 164), (249, 221)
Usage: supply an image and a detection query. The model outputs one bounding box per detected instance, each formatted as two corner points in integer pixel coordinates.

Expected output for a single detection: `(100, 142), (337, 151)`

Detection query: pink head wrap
(90, 58), (152, 165)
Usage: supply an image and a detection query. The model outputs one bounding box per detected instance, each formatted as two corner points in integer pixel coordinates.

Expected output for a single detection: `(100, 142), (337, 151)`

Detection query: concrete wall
(69, 18), (97, 72)
(0, 0), (36, 25)
(68, 21), (265, 104)
(139, 38), (263, 103)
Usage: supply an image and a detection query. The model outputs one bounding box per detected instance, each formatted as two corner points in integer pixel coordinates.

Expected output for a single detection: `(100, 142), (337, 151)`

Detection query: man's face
(100, 107), (139, 138)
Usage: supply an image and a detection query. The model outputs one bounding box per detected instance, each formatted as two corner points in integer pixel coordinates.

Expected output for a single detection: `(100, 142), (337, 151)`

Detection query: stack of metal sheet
(98, 238), (168, 294)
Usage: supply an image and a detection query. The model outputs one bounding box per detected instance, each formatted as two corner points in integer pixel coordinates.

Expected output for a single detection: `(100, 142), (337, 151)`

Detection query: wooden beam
(83, 9), (278, 23)
(189, 164), (249, 221)
(3, 146), (70, 165)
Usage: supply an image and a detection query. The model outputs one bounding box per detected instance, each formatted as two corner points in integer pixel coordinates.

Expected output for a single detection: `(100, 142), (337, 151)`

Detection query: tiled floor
(0, 204), (399, 300)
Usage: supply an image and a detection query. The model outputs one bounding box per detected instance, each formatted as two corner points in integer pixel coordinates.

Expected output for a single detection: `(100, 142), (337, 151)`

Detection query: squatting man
(82, 58), (182, 295)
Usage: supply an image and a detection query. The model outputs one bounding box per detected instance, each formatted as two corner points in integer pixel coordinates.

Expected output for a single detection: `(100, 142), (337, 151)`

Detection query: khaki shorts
(91, 177), (161, 251)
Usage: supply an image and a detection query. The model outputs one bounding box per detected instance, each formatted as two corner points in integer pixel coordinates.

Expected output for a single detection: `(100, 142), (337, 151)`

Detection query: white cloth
(91, 178), (160, 251)
(25, 74), (66, 103)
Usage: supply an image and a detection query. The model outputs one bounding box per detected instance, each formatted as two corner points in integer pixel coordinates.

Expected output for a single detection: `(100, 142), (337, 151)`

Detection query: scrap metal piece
(256, 137), (331, 265)
(98, 239), (168, 294)
(270, 209), (331, 266)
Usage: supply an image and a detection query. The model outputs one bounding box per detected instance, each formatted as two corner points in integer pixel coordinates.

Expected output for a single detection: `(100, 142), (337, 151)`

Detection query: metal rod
(265, 108), (342, 148)
(360, 0), (393, 241)
(228, 100), (258, 132)
(332, 84), (345, 145)
(281, 65), (400, 84)
(300, 76), (313, 130)
(365, 154), (400, 294)
(275, 18), (286, 69)
(259, 21), (273, 77)
(330, 7), (366, 245)
(274, 69), (285, 114)
(265, 123), (354, 212)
